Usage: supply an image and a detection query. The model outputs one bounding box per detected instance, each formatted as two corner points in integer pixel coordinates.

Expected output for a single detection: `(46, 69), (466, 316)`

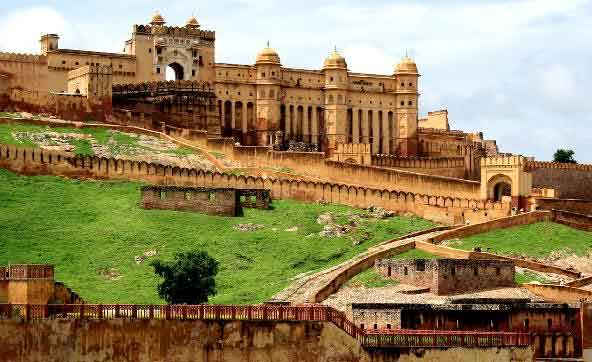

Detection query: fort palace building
(0, 11), (494, 159)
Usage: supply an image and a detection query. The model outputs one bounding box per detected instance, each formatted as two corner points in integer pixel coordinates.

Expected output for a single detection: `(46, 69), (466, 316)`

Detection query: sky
(0, 0), (591, 162)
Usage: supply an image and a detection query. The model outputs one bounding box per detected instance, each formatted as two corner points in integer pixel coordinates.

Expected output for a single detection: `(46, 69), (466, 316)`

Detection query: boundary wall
(0, 143), (510, 225)
(372, 155), (466, 178)
(550, 209), (592, 232)
(535, 198), (592, 216)
(527, 161), (592, 200)
(522, 284), (592, 303)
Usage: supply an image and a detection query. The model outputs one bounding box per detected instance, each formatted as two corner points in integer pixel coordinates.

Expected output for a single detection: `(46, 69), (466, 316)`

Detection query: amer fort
(1, 9), (592, 362)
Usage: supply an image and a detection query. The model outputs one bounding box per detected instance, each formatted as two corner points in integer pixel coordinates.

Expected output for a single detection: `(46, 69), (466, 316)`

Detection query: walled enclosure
(375, 258), (515, 295)
(0, 318), (533, 362)
(0, 143), (511, 225)
(528, 161), (592, 200)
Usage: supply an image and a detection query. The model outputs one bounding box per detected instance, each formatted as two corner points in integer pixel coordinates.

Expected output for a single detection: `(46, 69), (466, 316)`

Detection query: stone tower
(394, 56), (420, 156)
(39, 34), (59, 55)
(322, 49), (348, 154)
(255, 44), (281, 145)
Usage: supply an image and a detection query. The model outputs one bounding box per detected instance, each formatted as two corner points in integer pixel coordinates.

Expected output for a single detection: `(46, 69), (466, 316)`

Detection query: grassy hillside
(0, 169), (434, 304)
(452, 222), (592, 258)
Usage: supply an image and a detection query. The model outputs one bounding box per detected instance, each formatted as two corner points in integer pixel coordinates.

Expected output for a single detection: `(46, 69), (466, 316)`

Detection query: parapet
(0, 264), (54, 280)
(112, 80), (215, 94)
(480, 155), (534, 167)
(133, 24), (215, 41)
(525, 161), (592, 172)
(68, 64), (113, 80)
(0, 52), (46, 64)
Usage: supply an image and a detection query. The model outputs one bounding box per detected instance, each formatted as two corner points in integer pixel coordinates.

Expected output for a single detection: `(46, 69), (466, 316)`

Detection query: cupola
(323, 49), (347, 70)
(150, 11), (166, 26)
(255, 43), (281, 65)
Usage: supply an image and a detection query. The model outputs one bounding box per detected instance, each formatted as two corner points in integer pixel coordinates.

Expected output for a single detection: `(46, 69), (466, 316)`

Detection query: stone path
(271, 230), (447, 304)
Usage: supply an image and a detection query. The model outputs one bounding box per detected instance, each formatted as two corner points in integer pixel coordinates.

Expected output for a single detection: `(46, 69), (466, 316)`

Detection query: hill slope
(0, 169), (434, 304)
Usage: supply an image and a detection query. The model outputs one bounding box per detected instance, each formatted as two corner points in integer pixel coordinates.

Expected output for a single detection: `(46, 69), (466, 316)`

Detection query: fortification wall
(372, 155), (466, 178)
(528, 161), (592, 200)
(0, 144), (510, 225)
(535, 198), (592, 216)
(522, 284), (592, 303)
(550, 209), (592, 232)
(0, 318), (533, 362)
(431, 211), (552, 242)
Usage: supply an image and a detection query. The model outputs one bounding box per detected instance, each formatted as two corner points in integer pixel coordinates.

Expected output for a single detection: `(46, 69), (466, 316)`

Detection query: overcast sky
(1, 0), (590, 162)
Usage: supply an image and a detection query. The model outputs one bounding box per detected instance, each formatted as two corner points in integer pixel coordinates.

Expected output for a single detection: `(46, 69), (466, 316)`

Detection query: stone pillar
(242, 105), (247, 133)
(285, 105), (292, 139)
(372, 111), (380, 154)
(352, 108), (360, 144)
(544, 333), (554, 357)
(231, 102), (236, 129)
(220, 101), (226, 133)
(554, 333), (564, 357)
(303, 106), (310, 143)
(361, 109), (369, 144)
(382, 111), (390, 154)
(311, 107), (318, 144)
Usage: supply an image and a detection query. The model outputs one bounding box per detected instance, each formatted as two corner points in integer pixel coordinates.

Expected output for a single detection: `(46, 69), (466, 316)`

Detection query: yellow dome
(323, 50), (347, 70)
(256, 45), (281, 65)
(150, 11), (166, 26)
(186, 16), (200, 29)
(395, 56), (419, 74)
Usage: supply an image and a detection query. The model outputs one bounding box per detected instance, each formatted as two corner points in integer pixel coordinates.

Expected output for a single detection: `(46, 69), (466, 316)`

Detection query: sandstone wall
(0, 144), (510, 225)
(0, 318), (533, 362)
(528, 161), (592, 200)
(371, 155), (466, 179)
(535, 198), (592, 215)
(550, 209), (592, 232)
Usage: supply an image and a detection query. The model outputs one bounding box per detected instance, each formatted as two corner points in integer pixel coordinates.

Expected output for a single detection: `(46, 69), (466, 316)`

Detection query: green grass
(0, 169), (434, 304)
(346, 268), (400, 288)
(0, 122), (196, 158)
(210, 151), (225, 160)
(452, 222), (592, 259)
(515, 270), (551, 284)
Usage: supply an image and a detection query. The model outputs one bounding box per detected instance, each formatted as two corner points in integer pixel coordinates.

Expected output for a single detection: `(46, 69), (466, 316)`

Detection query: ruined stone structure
(0, 265), (82, 305)
(140, 185), (270, 216)
(375, 258), (515, 295)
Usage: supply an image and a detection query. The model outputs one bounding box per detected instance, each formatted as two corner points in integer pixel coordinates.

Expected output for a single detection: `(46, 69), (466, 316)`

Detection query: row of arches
(346, 109), (397, 155)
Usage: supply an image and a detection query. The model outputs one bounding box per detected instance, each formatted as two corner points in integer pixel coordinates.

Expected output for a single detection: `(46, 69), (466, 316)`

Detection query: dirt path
(271, 230), (448, 304)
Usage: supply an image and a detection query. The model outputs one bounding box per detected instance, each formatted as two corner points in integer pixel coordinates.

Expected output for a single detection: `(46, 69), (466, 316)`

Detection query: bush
(151, 251), (219, 304)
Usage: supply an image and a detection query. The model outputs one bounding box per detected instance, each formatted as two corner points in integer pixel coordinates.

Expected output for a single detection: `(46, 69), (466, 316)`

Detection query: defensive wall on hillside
(527, 161), (592, 200)
(535, 197), (592, 216)
(371, 155), (467, 179)
(0, 304), (533, 362)
(0, 143), (510, 225)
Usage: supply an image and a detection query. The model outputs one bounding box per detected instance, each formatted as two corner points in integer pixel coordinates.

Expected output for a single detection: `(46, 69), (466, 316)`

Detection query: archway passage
(493, 182), (512, 202)
(486, 174), (513, 202)
(166, 63), (184, 81)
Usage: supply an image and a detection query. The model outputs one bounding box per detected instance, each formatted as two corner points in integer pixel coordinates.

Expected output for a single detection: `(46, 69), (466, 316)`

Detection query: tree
(553, 149), (577, 164)
(151, 251), (219, 304)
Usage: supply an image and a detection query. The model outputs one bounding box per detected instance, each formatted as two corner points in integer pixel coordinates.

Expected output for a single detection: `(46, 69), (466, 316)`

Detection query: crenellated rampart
(0, 143), (509, 225)
(526, 161), (592, 200)
(372, 155), (466, 178)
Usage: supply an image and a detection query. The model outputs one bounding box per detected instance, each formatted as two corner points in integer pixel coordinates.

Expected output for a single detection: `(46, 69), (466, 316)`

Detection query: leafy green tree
(553, 149), (577, 164)
(151, 251), (219, 304)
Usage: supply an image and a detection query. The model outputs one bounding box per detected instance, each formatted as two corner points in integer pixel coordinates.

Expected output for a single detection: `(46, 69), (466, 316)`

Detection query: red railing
(0, 304), (530, 348)
(4, 265), (54, 280)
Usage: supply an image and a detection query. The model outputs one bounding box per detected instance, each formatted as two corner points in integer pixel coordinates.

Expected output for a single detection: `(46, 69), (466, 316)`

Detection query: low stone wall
(431, 211), (552, 242)
(522, 284), (592, 303)
(550, 209), (592, 232)
(0, 143), (510, 225)
(415, 241), (581, 278)
(0, 318), (534, 362)
(535, 197), (592, 215)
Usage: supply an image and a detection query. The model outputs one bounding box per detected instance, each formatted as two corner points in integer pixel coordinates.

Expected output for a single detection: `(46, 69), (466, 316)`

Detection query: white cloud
(0, 7), (71, 53)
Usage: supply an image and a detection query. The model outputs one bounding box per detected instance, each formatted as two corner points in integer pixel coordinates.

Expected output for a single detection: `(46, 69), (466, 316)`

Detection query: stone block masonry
(0, 143), (511, 225)
(140, 185), (271, 216)
(375, 258), (515, 295)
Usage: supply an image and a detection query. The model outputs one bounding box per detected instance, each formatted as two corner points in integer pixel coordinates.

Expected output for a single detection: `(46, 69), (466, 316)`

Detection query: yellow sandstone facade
(0, 12), (420, 155)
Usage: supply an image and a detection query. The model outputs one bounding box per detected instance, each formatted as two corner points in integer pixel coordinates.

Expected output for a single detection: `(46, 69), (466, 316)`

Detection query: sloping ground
(0, 121), (218, 170)
(448, 222), (592, 274)
(272, 230), (447, 304)
(0, 168), (434, 304)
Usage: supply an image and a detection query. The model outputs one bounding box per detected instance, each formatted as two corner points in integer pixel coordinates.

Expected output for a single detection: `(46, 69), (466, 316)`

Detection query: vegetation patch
(451, 222), (592, 259)
(0, 169), (434, 304)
